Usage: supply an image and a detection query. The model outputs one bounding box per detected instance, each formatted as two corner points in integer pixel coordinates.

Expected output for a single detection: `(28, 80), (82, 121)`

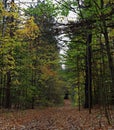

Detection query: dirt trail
(64, 99), (72, 107)
(0, 100), (113, 130)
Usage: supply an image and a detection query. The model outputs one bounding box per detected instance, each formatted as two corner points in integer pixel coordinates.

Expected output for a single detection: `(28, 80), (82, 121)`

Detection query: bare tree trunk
(84, 34), (92, 113)
(100, 40), (112, 125)
(0, 72), (3, 108)
(5, 71), (11, 108)
(77, 56), (80, 111)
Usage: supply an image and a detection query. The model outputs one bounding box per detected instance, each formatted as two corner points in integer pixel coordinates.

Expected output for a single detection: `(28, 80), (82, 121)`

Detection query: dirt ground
(0, 100), (114, 130)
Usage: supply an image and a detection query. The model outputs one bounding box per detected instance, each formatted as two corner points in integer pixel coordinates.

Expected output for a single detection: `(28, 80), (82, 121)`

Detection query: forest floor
(0, 100), (114, 130)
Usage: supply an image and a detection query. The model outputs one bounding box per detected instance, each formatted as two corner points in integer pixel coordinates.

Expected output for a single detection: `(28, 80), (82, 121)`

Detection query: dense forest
(0, 0), (114, 129)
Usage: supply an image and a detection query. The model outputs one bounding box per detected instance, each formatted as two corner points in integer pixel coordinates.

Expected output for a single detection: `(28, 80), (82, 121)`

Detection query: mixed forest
(0, 0), (114, 129)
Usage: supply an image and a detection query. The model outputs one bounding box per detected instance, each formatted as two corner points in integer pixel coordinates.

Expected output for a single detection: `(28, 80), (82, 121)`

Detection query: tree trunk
(5, 0), (15, 109)
(100, 40), (112, 124)
(2, 0), (7, 37)
(77, 56), (80, 111)
(84, 34), (92, 113)
(103, 20), (114, 104)
(5, 71), (11, 108)
(100, 0), (114, 104)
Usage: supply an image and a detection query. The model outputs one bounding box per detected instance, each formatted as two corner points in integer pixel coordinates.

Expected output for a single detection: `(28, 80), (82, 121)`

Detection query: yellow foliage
(16, 17), (40, 40)
(104, 0), (113, 4)
(0, 2), (3, 10)
(41, 65), (57, 79)
(0, 2), (18, 18)
(0, 2), (5, 18)
(12, 79), (21, 85)
(109, 29), (114, 38)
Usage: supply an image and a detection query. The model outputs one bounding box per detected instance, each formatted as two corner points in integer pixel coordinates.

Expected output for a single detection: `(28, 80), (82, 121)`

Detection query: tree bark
(84, 33), (92, 113)
(5, 71), (11, 108)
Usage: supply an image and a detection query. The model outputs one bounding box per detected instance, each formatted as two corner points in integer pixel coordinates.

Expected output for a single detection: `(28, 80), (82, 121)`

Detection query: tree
(58, 0), (113, 123)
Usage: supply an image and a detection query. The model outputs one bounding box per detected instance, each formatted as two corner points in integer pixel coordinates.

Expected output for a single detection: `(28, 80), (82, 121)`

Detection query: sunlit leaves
(0, 2), (4, 16)
(16, 17), (40, 40)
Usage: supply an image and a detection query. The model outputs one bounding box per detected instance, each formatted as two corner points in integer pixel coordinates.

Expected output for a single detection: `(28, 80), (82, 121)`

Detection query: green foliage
(60, 2), (69, 16)
(0, 0), (113, 119)
(26, 0), (57, 17)
(0, 1), (65, 109)
(60, 0), (114, 114)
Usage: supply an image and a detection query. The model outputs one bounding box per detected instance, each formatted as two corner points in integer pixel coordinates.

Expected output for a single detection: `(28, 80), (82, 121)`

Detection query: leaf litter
(0, 100), (113, 130)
